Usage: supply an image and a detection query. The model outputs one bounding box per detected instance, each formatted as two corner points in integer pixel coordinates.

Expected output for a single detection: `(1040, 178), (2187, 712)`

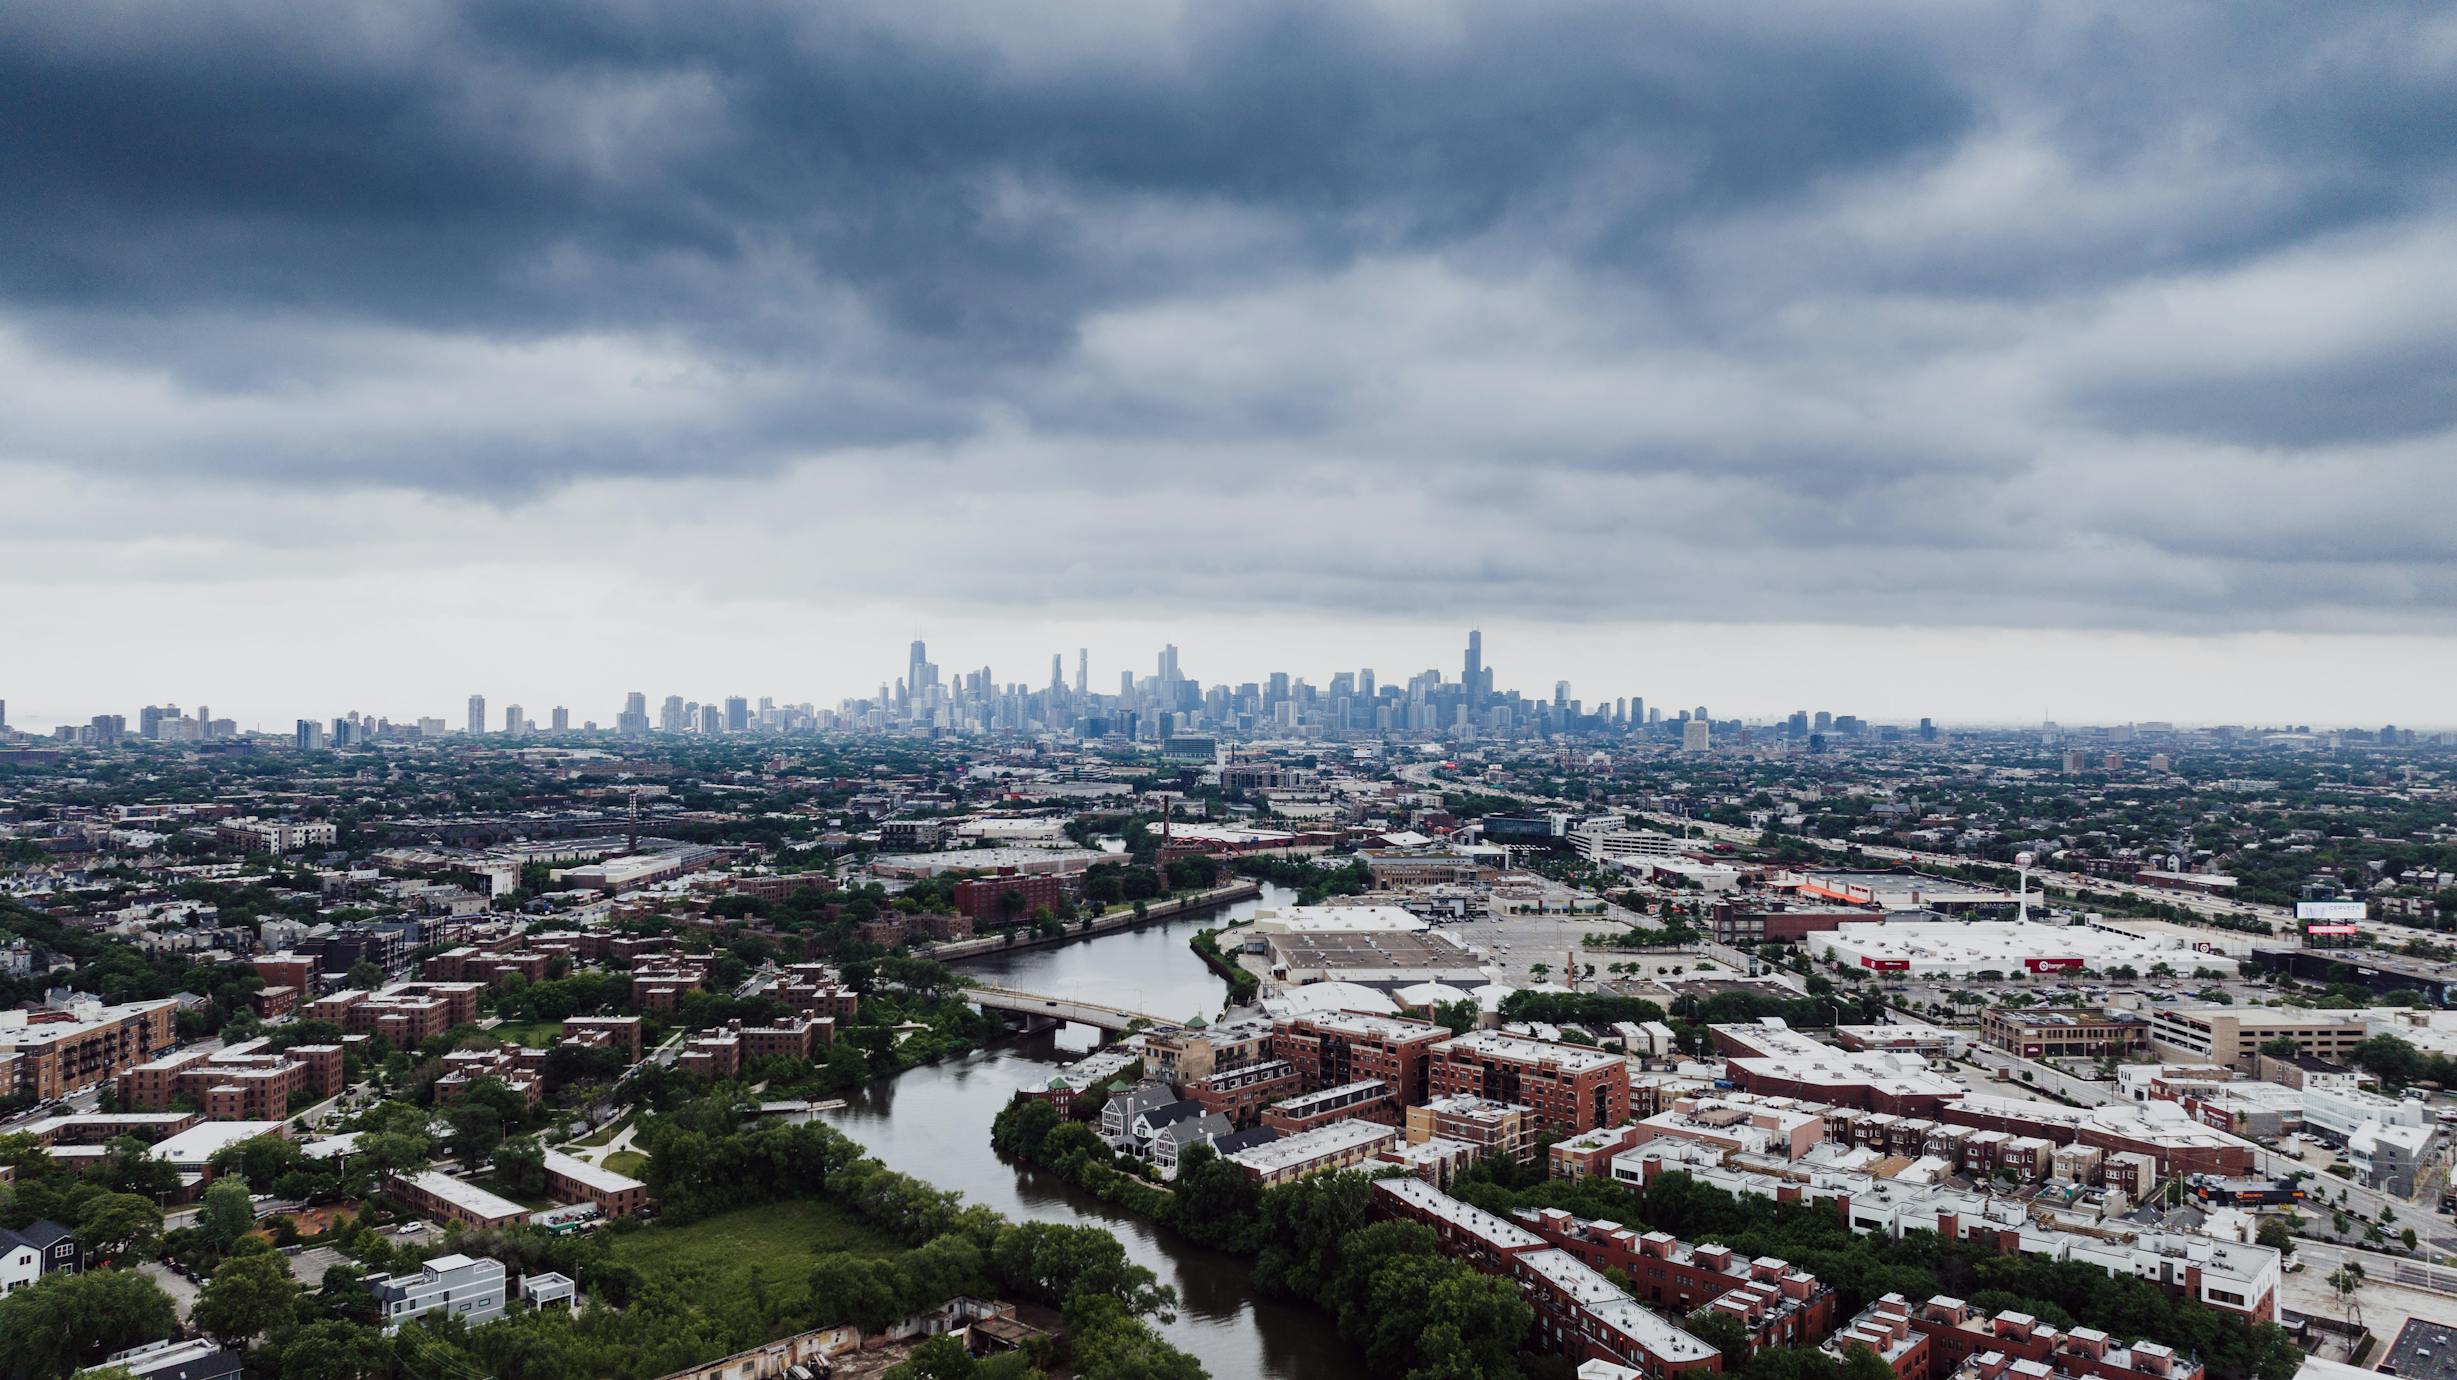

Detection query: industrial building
(1803, 922), (2237, 979)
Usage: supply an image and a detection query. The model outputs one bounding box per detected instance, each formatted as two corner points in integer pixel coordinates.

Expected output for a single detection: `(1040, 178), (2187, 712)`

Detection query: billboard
(2297, 901), (2367, 922)
(2304, 924), (2360, 936)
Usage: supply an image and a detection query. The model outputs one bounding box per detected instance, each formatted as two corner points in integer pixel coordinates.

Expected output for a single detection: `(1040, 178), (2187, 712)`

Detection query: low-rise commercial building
(1979, 1011), (2149, 1062)
(2144, 1008), (2365, 1071)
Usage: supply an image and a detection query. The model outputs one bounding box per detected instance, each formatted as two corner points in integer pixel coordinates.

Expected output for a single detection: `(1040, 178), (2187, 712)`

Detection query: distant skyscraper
(552, 706), (570, 732)
(504, 705), (525, 735)
(723, 696), (749, 732)
(467, 694), (486, 736)
(659, 695), (685, 733)
(1682, 719), (1711, 753)
(1076, 649), (1088, 697)
(1463, 629), (1483, 707)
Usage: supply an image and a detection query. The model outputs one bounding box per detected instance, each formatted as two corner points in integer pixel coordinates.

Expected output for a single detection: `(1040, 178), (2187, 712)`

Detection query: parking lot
(1431, 905), (1708, 989)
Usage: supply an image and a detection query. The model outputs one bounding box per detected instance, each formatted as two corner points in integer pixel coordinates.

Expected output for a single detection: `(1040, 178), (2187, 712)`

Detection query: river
(810, 884), (1361, 1380)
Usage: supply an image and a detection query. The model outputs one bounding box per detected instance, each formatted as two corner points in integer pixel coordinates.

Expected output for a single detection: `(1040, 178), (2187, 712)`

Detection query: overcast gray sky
(6, 1), (2457, 731)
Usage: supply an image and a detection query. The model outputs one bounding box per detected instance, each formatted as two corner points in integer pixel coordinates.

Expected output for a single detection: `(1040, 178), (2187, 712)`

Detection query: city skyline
(10, 620), (2455, 736)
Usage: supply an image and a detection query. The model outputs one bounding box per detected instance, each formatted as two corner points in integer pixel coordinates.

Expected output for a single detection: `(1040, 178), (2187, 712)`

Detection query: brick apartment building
(774, 964), (862, 1021)
(1148, 1018), (1276, 1083)
(1188, 1059), (1303, 1129)
(118, 1041), (345, 1120)
(433, 1048), (544, 1107)
(1261, 1079), (1400, 1134)
(1374, 1178), (1723, 1378)
(0, 999), (180, 1100)
(541, 1149), (649, 1218)
(302, 983), (485, 1046)
(1839, 1294), (2204, 1380)
(953, 870), (1068, 922)
(562, 1016), (645, 1060)
(1406, 1095), (1534, 1162)
(251, 953), (316, 995)
(1271, 1012), (1449, 1104)
(1518, 1209), (1837, 1353)
(631, 962), (713, 1015)
(677, 1017), (830, 1079)
(1429, 1031), (1630, 1135)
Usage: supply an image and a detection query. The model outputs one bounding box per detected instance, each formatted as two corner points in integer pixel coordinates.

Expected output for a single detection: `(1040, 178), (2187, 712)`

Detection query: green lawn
(611, 1201), (896, 1312)
(603, 1149), (648, 1179)
(489, 1020), (565, 1048)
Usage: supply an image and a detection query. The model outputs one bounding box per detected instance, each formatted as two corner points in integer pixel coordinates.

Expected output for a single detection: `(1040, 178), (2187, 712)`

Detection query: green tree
(1064, 1293), (1204, 1380)
(808, 1252), (907, 1333)
(198, 1178), (257, 1250)
(492, 1137), (548, 1197)
(210, 1134), (305, 1191)
(0, 1267), (178, 1380)
(277, 1319), (392, 1380)
(77, 1192), (166, 1263)
(193, 1251), (304, 1347)
(2254, 1218), (2296, 1259)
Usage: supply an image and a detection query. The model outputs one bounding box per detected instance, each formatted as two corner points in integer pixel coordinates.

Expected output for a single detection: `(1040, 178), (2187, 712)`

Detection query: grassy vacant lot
(611, 1200), (897, 1312)
(489, 1020), (565, 1048)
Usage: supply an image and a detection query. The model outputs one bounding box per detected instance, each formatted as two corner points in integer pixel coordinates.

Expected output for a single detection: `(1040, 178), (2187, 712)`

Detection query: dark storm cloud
(3, 0), (2457, 632)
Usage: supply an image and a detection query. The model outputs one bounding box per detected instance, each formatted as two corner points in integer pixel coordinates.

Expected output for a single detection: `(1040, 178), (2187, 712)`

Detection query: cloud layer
(6, 0), (2457, 716)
